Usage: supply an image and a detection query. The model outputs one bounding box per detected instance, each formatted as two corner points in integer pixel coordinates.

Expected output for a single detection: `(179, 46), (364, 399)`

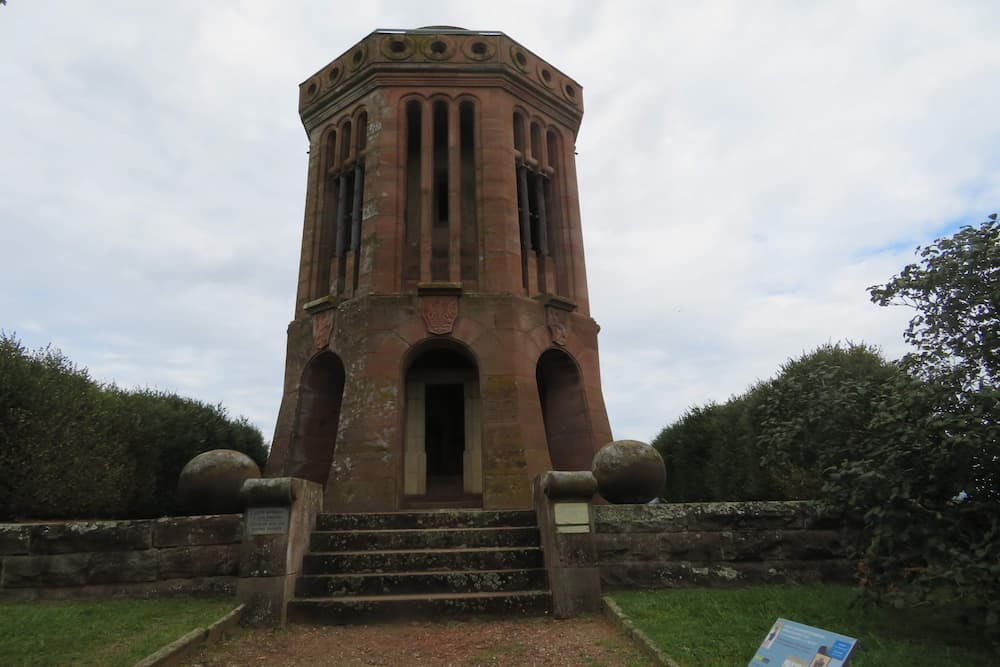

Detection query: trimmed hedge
(653, 342), (899, 502)
(0, 333), (267, 519)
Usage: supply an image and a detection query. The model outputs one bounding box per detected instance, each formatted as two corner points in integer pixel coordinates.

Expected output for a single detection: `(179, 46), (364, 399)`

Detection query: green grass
(611, 585), (994, 667)
(0, 598), (236, 667)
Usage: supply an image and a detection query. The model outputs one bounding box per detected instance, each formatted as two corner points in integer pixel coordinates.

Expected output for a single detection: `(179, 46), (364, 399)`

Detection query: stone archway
(536, 348), (594, 471)
(287, 351), (345, 484)
(403, 345), (482, 500)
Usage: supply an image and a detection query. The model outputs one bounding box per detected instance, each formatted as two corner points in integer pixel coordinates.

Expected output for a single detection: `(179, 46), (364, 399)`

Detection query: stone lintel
(534, 293), (577, 312)
(303, 295), (339, 314)
(417, 282), (463, 296)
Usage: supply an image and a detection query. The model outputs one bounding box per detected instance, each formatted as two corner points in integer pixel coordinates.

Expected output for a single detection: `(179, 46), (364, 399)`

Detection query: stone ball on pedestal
(177, 449), (261, 515)
(591, 439), (665, 504)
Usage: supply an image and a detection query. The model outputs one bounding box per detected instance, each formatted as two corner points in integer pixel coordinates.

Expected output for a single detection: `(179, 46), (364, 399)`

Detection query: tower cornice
(298, 29), (584, 131)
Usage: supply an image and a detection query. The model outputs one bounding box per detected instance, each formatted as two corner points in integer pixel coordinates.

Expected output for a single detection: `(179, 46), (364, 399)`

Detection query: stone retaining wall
(593, 501), (852, 589)
(0, 515), (242, 600)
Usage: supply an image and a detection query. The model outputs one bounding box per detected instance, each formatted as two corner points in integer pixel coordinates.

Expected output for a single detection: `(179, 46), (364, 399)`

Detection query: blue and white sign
(748, 618), (858, 667)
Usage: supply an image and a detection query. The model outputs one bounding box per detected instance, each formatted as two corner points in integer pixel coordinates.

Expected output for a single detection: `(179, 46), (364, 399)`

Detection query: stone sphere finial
(591, 439), (665, 504)
(177, 449), (261, 515)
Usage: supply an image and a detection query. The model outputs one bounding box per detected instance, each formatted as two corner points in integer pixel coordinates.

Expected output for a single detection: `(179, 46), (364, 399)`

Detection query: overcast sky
(2, 1), (998, 445)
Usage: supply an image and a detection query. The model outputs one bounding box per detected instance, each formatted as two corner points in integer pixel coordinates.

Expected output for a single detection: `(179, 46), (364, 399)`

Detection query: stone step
(316, 509), (537, 531)
(309, 526), (540, 552)
(287, 590), (551, 624)
(295, 568), (548, 598)
(302, 546), (544, 575)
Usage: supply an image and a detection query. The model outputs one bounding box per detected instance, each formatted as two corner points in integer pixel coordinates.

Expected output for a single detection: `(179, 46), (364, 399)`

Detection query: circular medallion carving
(510, 46), (530, 73)
(381, 35), (415, 60)
(421, 35), (456, 61)
(326, 62), (343, 87)
(561, 80), (579, 104)
(348, 44), (368, 71)
(537, 66), (554, 88)
(462, 37), (495, 61)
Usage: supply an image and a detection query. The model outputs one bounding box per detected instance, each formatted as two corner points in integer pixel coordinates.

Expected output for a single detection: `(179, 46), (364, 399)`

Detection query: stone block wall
(0, 515), (242, 600)
(593, 501), (852, 589)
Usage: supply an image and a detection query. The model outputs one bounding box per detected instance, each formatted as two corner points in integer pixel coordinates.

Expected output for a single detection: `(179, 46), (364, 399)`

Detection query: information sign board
(246, 506), (290, 535)
(748, 618), (858, 667)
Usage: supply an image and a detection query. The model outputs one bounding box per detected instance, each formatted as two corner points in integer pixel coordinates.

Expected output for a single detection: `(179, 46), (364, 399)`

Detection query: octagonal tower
(266, 27), (612, 511)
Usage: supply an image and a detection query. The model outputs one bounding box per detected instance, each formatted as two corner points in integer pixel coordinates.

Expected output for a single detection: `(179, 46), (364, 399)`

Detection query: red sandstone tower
(266, 27), (612, 511)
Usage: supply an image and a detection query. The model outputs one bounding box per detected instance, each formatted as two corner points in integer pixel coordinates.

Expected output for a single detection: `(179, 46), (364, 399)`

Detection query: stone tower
(266, 27), (612, 512)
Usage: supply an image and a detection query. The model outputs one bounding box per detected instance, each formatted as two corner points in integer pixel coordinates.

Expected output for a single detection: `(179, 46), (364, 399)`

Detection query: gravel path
(182, 616), (654, 667)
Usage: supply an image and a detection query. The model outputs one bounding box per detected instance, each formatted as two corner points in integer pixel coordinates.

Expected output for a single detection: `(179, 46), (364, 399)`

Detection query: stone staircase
(287, 509), (551, 624)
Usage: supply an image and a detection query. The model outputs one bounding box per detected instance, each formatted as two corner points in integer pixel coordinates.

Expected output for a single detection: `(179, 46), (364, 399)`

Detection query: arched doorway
(536, 348), (593, 470)
(288, 351), (345, 484)
(404, 344), (482, 502)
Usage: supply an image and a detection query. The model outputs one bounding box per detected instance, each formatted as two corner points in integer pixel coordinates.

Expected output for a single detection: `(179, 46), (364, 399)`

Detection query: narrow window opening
(337, 169), (355, 294)
(513, 112), (525, 154)
(514, 118), (565, 294)
(526, 172), (540, 251)
(340, 122), (352, 163)
(547, 130), (569, 297)
(529, 122), (542, 163)
(459, 102), (478, 286)
(314, 130), (338, 298)
(431, 100), (449, 281)
(403, 101), (422, 284)
(356, 112), (368, 153)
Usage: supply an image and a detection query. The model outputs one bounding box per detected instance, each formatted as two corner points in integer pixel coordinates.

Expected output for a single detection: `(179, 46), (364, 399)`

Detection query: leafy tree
(869, 214), (999, 392)
(837, 214), (1000, 638)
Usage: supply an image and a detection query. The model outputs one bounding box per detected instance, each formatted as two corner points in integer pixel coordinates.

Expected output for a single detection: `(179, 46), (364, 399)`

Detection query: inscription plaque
(247, 507), (290, 535)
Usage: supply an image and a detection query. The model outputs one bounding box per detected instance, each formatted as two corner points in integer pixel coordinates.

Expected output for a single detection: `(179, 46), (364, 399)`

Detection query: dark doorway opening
(289, 352), (345, 484)
(537, 348), (594, 470)
(425, 383), (465, 498)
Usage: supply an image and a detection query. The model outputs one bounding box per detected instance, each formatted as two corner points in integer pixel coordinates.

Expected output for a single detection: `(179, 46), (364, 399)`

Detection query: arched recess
(403, 341), (482, 500)
(287, 351), (345, 484)
(536, 348), (594, 470)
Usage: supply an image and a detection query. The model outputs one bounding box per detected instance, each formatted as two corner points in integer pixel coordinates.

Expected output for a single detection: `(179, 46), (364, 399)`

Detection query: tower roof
(298, 27), (583, 129)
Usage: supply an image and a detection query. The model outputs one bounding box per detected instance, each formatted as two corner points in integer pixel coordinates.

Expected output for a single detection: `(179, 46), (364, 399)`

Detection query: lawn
(611, 585), (994, 667)
(0, 598), (236, 667)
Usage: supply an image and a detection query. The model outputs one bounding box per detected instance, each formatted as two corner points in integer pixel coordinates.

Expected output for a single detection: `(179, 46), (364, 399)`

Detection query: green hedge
(0, 333), (268, 519)
(653, 342), (899, 502)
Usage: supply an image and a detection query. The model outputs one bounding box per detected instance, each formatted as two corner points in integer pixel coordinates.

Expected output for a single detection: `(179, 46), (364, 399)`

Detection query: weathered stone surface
(239, 535), (289, 578)
(158, 545), (240, 579)
(0, 525), (29, 555)
(153, 515), (242, 547)
(594, 501), (812, 534)
(555, 533), (598, 566)
(240, 478), (295, 507)
(719, 530), (842, 562)
(593, 504), (689, 533)
(599, 559), (853, 590)
(592, 440), (665, 504)
(541, 471), (597, 501)
(587, 501), (848, 591)
(178, 450), (261, 515)
(237, 576), (293, 627)
(28, 521), (151, 555)
(3, 551), (158, 588)
(595, 532), (725, 562)
(685, 501), (811, 531)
